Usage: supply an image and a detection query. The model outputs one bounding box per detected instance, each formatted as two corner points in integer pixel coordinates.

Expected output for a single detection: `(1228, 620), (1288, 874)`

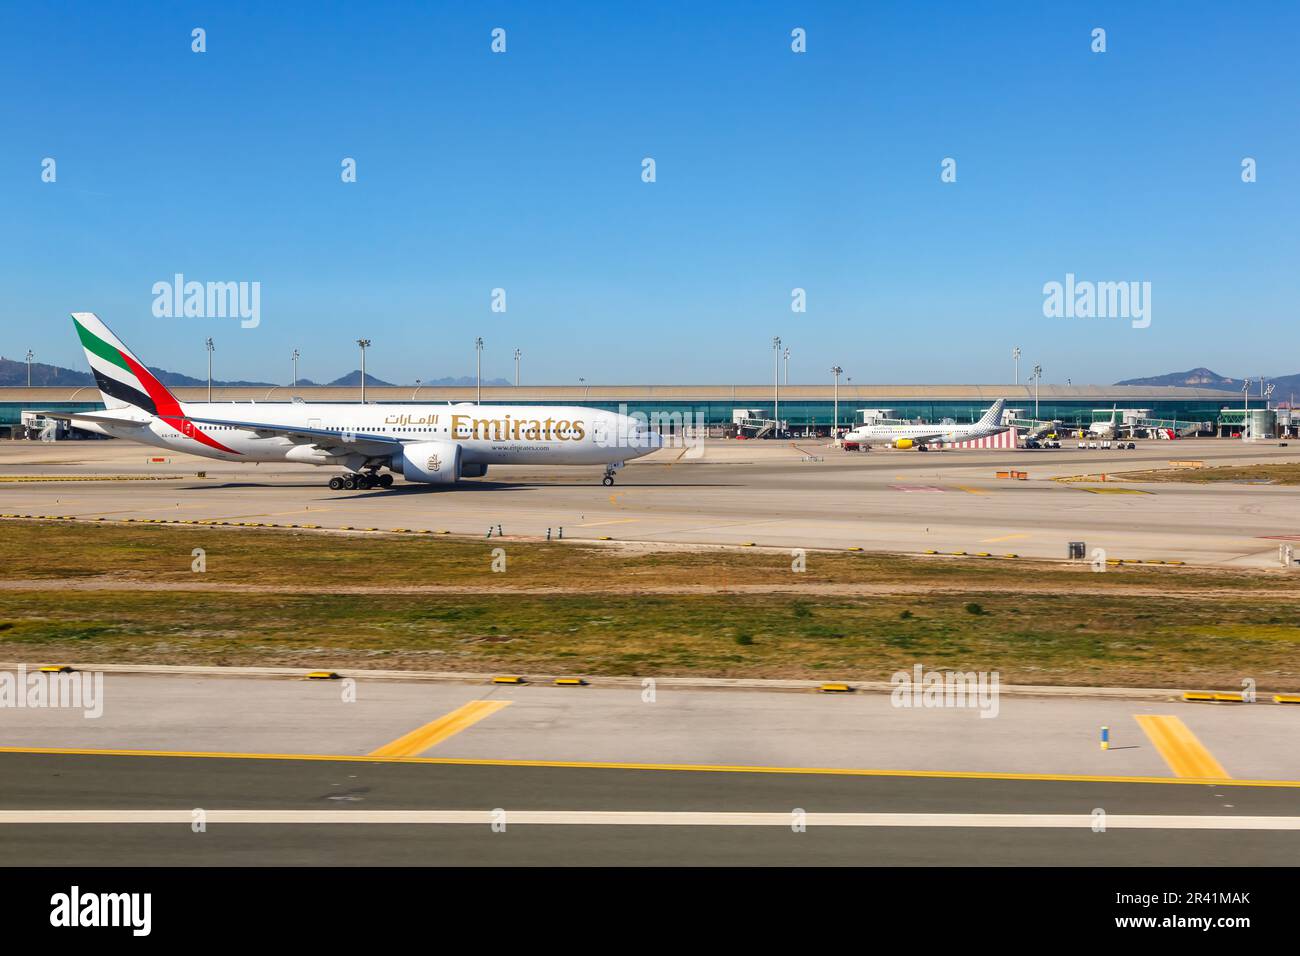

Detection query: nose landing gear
(601, 462), (624, 486)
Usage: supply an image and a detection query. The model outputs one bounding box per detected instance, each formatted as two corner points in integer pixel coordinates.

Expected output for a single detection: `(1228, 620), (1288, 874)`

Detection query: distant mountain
(0, 355), (507, 389)
(149, 368), (276, 388)
(1116, 367), (1300, 398)
(416, 375), (512, 387)
(327, 370), (395, 387)
(0, 356), (93, 386)
(1114, 368), (1241, 390)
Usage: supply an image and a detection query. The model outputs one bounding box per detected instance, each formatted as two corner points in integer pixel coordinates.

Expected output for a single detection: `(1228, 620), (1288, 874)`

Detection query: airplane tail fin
(979, 398), (1007, 427)
(71, 312), (183, 419)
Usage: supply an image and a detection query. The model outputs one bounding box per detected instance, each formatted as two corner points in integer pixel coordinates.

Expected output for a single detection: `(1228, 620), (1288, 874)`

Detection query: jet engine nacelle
(894, 438), (915, 449)
(460, 462), (488, 478)
(397, 441), (462, 484)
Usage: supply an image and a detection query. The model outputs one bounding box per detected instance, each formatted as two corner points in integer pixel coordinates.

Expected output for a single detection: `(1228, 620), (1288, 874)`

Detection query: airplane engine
(894, 438), (915, 449)
(396, 441), (462, 484)
(460, 462), (488, 478)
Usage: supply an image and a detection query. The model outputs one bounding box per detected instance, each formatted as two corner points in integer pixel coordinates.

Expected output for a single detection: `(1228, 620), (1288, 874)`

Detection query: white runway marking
(1, 810), (1298, 828)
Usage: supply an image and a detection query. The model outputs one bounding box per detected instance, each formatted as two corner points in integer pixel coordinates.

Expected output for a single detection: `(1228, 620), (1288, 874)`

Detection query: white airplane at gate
(844, 399), (1008, 450)
(43, 313), (662, 490)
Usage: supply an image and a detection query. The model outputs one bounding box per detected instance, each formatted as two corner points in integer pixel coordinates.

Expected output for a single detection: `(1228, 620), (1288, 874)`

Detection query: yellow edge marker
(305, 671), (340, 680)
(819, 683), (852, 693)
(1274, 694), (1300, 704)
(492, 675), (525, 684)
(554, 678), (587, 686)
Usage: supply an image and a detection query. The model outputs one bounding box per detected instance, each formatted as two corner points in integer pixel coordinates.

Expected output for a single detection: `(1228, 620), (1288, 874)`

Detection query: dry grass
(1, 521), (1298, 688)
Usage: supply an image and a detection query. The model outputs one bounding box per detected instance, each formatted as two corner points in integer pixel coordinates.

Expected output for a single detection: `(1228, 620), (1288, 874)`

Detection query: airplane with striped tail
(844, 399), (1010, 450)
(40, 313), (662, 490)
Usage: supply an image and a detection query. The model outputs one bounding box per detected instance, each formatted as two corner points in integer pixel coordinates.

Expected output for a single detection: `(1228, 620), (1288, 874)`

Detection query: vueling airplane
(44, 313), (662, 490)
(844, 399), (1008, 450)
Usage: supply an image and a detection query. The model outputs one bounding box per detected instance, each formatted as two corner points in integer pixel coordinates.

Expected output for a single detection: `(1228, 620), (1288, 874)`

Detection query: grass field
(2, 520), (1299, 688)
(1121, 462), (1300, 485)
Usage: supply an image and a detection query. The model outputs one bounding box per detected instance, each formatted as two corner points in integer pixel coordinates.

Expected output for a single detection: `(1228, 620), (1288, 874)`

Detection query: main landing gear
(329, 473), (394, 491)
(602, 462), (624, 486)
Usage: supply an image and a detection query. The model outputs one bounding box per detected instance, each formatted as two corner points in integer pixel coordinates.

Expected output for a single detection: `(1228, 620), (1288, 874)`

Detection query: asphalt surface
(3, 673), (1299, 779)
(1, 751), (1297, 865)
(2, 438), (1298, 565)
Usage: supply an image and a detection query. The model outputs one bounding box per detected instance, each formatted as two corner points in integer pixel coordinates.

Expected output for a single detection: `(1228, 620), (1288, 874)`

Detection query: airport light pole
(783, 347), (790, 386)
(205, 338), (214, 403)
(1242, 379), (1250, 439)
(1031, 363), (1042, 419)
(25, 350), (33, 387)
(291, 349), (299, 388)
(475, 337), (484, 404)
(1013, 346), (1021, 385)
(772, 336), (781, 435)
(356, 339), (371, 404)
(831, 365), (842, 438)
(514, 348), (521, 387)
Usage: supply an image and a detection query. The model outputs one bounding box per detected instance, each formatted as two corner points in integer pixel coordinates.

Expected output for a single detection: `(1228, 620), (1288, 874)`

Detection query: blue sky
(1, 1), (1296, 385)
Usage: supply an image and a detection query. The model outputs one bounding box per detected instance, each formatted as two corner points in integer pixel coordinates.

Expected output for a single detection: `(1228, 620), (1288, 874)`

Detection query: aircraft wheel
(357, 475), (374, 490)
(329, 476), (345, 491)
(342, 475), (357, 491)
(379, 474), (394, 488)
(602, 475), (614, 486)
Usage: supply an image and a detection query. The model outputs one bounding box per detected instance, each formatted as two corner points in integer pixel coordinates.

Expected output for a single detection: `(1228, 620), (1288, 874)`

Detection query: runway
(2, 671), (1298, 864)
(2, 751), (1297, 865)
(2, 438), (1298, 567)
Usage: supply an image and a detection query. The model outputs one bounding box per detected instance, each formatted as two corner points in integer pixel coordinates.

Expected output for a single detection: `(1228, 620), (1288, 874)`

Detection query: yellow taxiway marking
(981, 533), (1029, 543)
(954, 486), (989, 496)
(0, 746), (1287, 787)
(1135, 715), (1230, 779)
(1076, 487), (1152, 495)
(576, 517), (641, 528)
(368, 700), (512, 757)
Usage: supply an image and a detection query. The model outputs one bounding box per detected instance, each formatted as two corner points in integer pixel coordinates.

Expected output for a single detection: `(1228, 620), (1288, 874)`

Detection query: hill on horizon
(1115, 367), (1300, 398)
(0, 356), (510, 389)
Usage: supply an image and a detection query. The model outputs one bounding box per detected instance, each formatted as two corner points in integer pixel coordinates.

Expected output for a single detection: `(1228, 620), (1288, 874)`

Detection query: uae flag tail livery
(71, 312), (237, 454)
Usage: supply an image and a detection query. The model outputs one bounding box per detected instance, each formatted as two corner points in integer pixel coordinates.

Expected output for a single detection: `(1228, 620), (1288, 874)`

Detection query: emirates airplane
(45, 313), (663, 490)
(844, 399), (1009, 450)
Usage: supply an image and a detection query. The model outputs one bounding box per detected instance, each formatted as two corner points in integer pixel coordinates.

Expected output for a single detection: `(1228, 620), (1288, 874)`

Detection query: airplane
(39, 313), (663, 490)
(843, 399), (1008, 450)
(1083, 405), (1134, 440)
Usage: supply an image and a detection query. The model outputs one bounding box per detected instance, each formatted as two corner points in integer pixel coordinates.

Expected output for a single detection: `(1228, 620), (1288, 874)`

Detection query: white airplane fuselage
(845, 421), (1007, 447)
(85, 402), (660, 468)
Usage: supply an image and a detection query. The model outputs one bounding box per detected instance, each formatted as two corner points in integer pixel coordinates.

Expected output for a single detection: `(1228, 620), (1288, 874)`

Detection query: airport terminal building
(0, 382), (1258, 438)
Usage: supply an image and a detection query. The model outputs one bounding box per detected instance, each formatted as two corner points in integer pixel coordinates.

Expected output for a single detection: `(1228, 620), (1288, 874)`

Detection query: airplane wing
(184, 416), (401, 454)
(29, 410), (151, 429)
